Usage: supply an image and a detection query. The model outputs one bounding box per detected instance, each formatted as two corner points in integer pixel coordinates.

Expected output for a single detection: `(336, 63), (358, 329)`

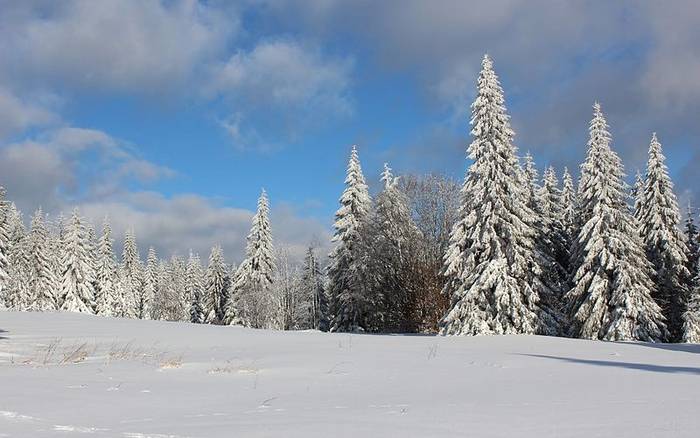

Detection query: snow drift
(1, 311), (699, 437)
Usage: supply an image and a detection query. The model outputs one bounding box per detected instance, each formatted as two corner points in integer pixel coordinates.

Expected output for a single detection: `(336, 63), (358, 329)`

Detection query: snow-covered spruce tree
(633, 170), (644, 220)
(0, 187), (10, 304)
(60, 209), (96, 313)
(204, 245), (229, 324)
(683, 208), (700, 343)
(539, 167), (570, 290)
(187, 251), (205, 324)
(95, 218), (118, 316)
(327, 146), (373, 332)
(522, 152), (541, 209)
(121, 229), (143, 319)
(27, 209), (59, 311)
(301, 246), (329, 331)
(523, 154), (566, 297)
(683, 289), (700, 342)
(5, 207), (30, 310)
(684, 203), (699, 290)
(560, 167), (579, 248)
(143, 247), (160, 319)
(364, 163), (423, 332)
(567, 104), (667, 341)
(637, 133), (690, 341)
(440, 55), (558, 336)
(86, 224), (99, 301)
(228, 190), (276, 328)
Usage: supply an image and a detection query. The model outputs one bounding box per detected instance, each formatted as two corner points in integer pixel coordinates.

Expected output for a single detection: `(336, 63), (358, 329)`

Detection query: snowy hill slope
(1, 312), (699, 437)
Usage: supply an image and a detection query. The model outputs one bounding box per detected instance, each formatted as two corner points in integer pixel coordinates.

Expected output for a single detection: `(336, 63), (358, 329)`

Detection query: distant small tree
(205, 245), (229, 324)
(187, 251), (205, 324)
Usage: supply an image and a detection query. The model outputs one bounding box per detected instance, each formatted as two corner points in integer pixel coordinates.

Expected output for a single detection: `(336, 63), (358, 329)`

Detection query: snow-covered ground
(1, 312), (699, 437)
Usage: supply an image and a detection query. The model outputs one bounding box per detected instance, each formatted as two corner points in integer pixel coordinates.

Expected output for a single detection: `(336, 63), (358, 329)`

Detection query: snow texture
(1, 311), (699, 437)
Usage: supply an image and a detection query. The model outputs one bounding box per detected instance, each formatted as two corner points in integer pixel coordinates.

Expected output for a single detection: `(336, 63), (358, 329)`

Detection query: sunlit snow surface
(1, 311), (699, 437)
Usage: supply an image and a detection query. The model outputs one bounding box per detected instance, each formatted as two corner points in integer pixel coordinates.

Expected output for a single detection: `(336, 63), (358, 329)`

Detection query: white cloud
(210, 39), (353, 148)
(0, 0), (236, 94)
(0, 88), (59, 139)
(77, 192), (331, 265)
(0, 127), (175, 212)
(0, 125), (331, 265)
(212, 40), (352, 112)
(642, 1), (700, 109)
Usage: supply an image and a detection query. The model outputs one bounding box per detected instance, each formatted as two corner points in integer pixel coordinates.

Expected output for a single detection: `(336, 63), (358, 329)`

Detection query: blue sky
(1, 0), (700, 263)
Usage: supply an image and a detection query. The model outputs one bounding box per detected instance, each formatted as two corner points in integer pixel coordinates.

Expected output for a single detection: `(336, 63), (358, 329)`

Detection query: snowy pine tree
(682, 269), (700, 344)
(538, 166), (569, 293)
(637, 133), (690, 341)
(684, 203), (699, 290)
(0, 187), (10, 304)
(6, 208), (30, 310)
(143, 247), (159, 319)
(60, 210), (96, 313)
(122, 229), (143, 318)
(187, 251), (205, 324)
(523, 152), (541, 210)
(95, 218), (118, 316)
(327, 146), (373, 332)
(633, 170), (644, 220)
(28, 209), (59, 311)
(560, 167), (579, 248)
(441, 55), (558, 336)
(567, 104), (667, 341)
(683, 207), (700, 343)
(205, 245), (229, 324)
(229, 190), (276, 328)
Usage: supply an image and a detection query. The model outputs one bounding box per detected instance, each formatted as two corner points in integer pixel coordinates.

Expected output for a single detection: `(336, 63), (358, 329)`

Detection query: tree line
(1, 54), (699, 343)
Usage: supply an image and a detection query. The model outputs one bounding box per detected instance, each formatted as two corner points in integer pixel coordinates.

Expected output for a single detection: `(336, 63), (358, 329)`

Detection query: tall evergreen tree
(0, 187), (10, 304)
(567, 104), (667, 341)
(60, 209), (96, 313)
(28, 209), (58, 311)
(441, 55), (558, 336)
(6, 207), (30, 310)
(327, 146), (373, 332)
(122, 229), (142, 318)
(205, 245), (229, 324)
(95, 218), (118, 316)
(229, 190), (276, 328)
(637, 133), (690, 341)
